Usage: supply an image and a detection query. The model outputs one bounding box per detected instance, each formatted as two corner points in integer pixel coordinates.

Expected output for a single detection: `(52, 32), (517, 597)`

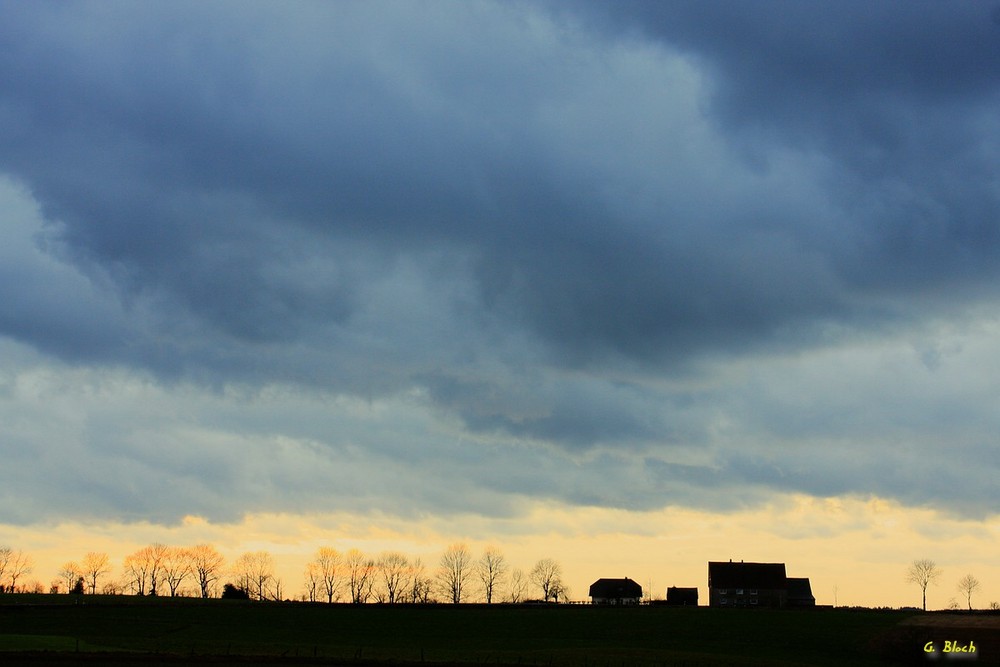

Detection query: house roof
(589, 577), (643, 598)
(708, 561), (787, 589)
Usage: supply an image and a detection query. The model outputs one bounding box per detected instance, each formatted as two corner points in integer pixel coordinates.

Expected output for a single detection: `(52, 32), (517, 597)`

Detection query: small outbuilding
(787, 577), (816, 608)
(589, 577), (643, 605)
(665, 586), (699, 606)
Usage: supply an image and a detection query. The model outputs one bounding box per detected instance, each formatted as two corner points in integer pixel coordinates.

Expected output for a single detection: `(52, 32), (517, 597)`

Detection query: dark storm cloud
(0, 0), (867, 376)
(574, 0), (1000, 291)
(2, 1), (1000, 521)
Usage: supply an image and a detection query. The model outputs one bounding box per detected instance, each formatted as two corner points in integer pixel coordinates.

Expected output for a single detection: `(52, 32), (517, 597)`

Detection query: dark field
(2, 595), (996, 666)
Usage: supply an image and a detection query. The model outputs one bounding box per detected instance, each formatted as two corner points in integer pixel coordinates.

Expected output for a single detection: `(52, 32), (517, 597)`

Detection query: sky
(1, 0), (999, 608)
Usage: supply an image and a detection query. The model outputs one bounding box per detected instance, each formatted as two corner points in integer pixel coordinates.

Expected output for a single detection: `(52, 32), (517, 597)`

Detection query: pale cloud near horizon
(2, 0), (1000, 596)
(4, 497), (998, 607)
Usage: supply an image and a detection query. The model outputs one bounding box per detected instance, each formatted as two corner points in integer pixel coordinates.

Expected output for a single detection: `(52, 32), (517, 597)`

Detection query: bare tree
(550, 578), (570, 603)
(957, 574), (981, 611)
(311, 547), (342, 603)
(188, 544), (225, 598)
(508, 568), (528, 603)
(407, 558), (433, 603)
(123, 550), (151, 595)
(5, 550), (32, 592)
(476, 546), (508, 604)
(233, 551), (275, 601)
(0, 547), (27, 593)
(59, 561), (83, 593)
(303, 562), (320, 602)
(123, 544), (170, 596)
(530, 558), (563, 602)
(379, 551), (409, 604)
(906, 559), (942, 611)
(438, 543), (472, 604)
(146, 543), (170, 596)
(345, 549), (376, 604)
(0, 547), (10, 592)
(81, 552), (111, 595)
(101, 579), (124, 595)
(161, 547), (191, 597)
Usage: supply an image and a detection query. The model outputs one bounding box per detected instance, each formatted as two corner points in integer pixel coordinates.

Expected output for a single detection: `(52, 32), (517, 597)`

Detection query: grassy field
(0, 594), (963, 666)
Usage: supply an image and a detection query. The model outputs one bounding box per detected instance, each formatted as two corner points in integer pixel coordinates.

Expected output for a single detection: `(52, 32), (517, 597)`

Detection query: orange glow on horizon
(2, 493), (996, 610)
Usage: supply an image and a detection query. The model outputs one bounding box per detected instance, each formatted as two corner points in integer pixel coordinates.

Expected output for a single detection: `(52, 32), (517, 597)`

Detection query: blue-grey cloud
(1, 0), (998, 523)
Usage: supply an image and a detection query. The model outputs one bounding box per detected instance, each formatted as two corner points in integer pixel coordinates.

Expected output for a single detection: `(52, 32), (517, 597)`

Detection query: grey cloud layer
(1, 1), (999, 522)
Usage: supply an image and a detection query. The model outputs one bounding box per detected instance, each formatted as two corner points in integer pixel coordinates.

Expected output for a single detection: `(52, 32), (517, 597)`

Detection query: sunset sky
(2, 1), (999, 608)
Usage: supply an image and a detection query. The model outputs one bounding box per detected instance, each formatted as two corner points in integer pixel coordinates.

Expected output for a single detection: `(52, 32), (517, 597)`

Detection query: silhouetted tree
(122, 544), (170, 596)
(189, 544), (225, 599)
(101, 580), (124, 595)
(146, 543), (169, 596)
(530, 558), (562, 602)
(476, 546), (507, 604)
(123, 550), (151, 595)
(438, 543), (472, 604)
(550, 578), (569, 602)
(188, 544), (226, 598)
(58, 563), (81, 594)
(508, 568), (527, 603)
(957, 574), (981, 611)
(303, 562), (320, 602)
(406, 558), (433, 603)
(5, 550), (32, 592)
(906, 559), (941, 611)
(306, 547), (342, 603)
(161, 547), (191, 596)
(82, 552), (110, 595)
(345, 549), (375, 604)
(70, 577), (85, 595)
(379, 551), (409, 604)
(0, 547), (10, 591)
(232, 551), (275, 601)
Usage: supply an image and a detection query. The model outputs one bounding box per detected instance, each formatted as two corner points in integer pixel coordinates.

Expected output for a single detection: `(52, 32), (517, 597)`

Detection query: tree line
(300, 544), (566, 605)
(2, 543), (567, 604)
(9, 545), (995, 609)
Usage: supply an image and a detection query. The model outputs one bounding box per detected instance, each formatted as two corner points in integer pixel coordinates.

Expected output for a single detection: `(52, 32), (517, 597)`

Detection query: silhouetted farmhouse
(708, 561), (816, 608)
(665, 586), (699, 606)
(589, 577), (642, 605)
